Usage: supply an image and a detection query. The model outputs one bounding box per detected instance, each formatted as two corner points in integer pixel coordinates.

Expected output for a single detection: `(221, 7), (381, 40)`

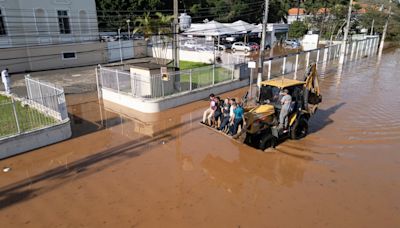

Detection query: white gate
(107, 40), (135, 62)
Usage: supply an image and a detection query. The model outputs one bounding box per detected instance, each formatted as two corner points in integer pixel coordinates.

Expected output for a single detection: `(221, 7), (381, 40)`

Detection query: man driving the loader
(279, 89), (292, 130)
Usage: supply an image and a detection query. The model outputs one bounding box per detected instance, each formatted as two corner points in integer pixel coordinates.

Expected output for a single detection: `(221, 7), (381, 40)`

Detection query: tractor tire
(259, 133), (275, 151)
(291, 118), (309, 140)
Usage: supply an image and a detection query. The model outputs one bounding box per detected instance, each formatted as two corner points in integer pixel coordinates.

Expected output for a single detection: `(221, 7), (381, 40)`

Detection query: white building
(0, 0), (106, 72)
(287, 8), (307, 25)
(0, 0), (99, 47)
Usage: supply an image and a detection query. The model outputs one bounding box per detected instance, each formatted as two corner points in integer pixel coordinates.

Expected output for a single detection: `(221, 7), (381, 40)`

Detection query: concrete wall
(0, 42), (108, 73)
(150, 47), (215, 64)
(0, 120), (71, 160)
(102, 79), (248, 113)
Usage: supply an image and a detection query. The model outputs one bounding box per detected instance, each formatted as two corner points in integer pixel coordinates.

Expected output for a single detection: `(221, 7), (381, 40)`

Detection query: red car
(248, 42), (260, 50)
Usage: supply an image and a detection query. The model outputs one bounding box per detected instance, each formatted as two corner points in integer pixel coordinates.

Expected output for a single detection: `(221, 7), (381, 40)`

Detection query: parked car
(248, 42), (260, 50)
(183, 40), (197, 49)
(284, 39), (300, 47)
(231, 42), (253, 53)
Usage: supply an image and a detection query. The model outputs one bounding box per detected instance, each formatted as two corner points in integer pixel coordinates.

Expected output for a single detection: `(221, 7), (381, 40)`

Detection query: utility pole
(126, 19), (131, 39)
(173, 0), (179, 68)
(339, 0), (353, 65)
(257, 0), (269, 88)
(378, 1), (392, 58)
(296, 0), (300, 21)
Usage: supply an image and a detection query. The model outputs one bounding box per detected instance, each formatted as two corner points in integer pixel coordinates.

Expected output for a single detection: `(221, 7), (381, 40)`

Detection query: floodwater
(1, 48), (400, 227)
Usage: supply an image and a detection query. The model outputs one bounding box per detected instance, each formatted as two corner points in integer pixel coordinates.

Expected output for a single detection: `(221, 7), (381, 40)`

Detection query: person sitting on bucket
(1, 68), (11, 94)
(229, 101), (245, 136)
(202, 93), (217, 126)
(279, 89), (292, 130)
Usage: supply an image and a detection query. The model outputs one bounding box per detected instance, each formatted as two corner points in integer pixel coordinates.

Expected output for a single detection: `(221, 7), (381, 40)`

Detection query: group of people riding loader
(201, 89), (292, 136)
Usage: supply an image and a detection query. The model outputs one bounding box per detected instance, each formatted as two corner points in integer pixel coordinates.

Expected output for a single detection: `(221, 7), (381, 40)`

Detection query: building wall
(0, 42), (107, 72)
(0, 0), (99, 48)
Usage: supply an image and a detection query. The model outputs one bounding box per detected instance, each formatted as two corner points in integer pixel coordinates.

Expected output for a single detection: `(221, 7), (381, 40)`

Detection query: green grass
(0, 95), (57, 138)
(179, 67), (232, 88)
(176, 61), (210, 70)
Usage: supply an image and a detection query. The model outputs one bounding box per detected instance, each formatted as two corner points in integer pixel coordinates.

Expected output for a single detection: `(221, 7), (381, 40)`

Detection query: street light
(126, 19), (131, 39)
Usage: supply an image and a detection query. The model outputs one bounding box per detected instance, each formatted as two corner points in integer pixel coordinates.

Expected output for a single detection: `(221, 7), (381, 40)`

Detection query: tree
(289, 21), (308, 38)
(134, 12), (174, 64)
(95, 0), (163, 31)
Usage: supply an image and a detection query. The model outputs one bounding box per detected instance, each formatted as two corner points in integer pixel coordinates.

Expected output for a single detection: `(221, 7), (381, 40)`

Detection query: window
(35, 9), (47, 35)
(57, 10), (71, 34)
(62, 52), (76, 59)
(0, 9), (6, 35)
(79, 10), (89, 34)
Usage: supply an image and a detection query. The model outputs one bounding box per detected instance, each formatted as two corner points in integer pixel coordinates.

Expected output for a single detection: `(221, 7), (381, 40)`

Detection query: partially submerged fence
(97, 36), (380, 102)
(99, 63), (236, 99)
(263, 36), (380, 81)
(0, 76), (68, 139)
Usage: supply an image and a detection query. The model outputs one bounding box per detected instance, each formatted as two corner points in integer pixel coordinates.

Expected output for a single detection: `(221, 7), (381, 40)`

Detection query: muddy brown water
(1, 48), (400, 227)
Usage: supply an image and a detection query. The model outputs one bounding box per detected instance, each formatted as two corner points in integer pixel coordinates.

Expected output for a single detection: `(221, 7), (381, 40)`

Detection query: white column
(306, 52), (310, 67)
(267, 60), (272, 80)
(294, 54), (299, 80)
(316, 49), (320, 66)
(282, 56), (286, 75)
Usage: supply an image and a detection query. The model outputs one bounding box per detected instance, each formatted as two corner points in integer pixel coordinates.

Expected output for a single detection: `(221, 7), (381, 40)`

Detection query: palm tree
(134, 12), (173, 65)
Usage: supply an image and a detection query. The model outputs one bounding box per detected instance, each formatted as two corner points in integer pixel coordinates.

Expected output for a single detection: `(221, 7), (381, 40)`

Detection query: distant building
(0, 0), (107, 72)
(287, 8), (306, 24)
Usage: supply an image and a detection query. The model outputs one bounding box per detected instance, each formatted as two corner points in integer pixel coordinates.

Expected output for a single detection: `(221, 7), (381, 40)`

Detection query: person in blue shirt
(229, 102), (245, 136)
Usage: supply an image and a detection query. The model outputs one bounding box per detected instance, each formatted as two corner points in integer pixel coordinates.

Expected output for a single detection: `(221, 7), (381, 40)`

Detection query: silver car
(231, 42), (253, 53)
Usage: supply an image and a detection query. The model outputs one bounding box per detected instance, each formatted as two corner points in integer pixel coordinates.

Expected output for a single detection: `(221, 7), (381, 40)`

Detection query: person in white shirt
(1, 68), (11, 94)
(279, 89), (292, 130)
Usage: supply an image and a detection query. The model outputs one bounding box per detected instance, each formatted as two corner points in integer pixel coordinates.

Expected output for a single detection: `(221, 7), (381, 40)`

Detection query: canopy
(251, 24), (263, 33)
(230, 20), (257, 34)
(183, 20), (238, 36)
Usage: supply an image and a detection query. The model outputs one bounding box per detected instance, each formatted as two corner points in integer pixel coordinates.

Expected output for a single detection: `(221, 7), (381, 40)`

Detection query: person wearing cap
(279, 89), (292, 130)
(1, 68), (11, 94)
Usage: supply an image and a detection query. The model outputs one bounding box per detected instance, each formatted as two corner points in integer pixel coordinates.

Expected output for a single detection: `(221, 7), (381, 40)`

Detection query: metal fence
(97, 36), (380, 101)
(98, 63), (235, 99)
(0, 76), (68, 139)
(263, 36), (380, 81)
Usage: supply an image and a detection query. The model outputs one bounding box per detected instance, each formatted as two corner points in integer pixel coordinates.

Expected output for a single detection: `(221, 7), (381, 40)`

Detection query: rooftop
(261, 77), (305, 88)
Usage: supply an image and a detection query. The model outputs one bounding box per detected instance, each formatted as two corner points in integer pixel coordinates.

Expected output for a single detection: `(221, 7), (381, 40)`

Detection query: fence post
(350, 41), (356, 61)
(294, 54), (299, 80)
(11, 97), (21, 134)
(38, 82), (44, 105)
(316, 49), (320, 66)
(189, 69), (192, 91)
(282, 56), (286, 75)
(95, 66), (101, 99)
(212, 64), (215, 85)
(267, 60), (272, 80)
(368, 39), (373, 56)
(356, 41), (360, 60)
(231, 64), (234, 81)
(116, 70), (120, 93)
(161, 80), (165, 97)
(306, 52), (310, 68)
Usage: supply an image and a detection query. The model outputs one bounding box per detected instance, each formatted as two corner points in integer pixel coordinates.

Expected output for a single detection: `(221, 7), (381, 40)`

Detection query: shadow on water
(0, 115), (202, 210)
(309, 102), (346, 134)
(68, 113), (126, 139)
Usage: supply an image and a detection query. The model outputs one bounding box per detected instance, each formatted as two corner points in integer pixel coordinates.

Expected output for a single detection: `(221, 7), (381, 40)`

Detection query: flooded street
(1, 48), (400, 227)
